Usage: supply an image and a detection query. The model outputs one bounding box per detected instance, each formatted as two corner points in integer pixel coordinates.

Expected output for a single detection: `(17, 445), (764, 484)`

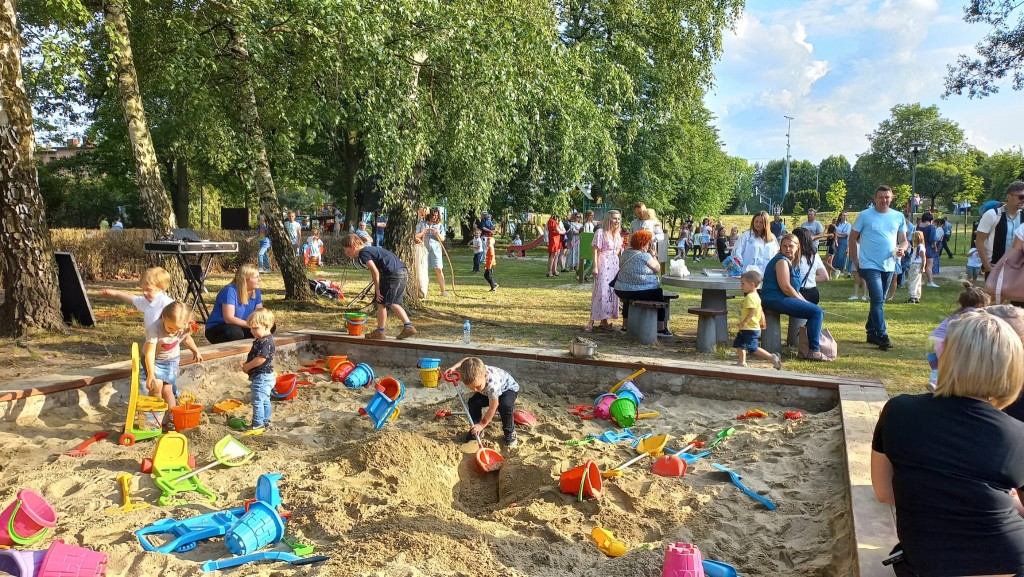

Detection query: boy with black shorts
(341, 234), (417, 340)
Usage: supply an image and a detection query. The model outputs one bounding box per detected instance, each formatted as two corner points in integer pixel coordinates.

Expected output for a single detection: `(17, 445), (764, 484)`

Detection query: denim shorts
(139, 357), (180, 397)
(966, 265), (980, 276)
(733, 329), (761, 353)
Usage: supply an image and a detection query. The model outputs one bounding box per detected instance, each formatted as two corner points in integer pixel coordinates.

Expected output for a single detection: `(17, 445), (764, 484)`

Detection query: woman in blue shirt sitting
(613, 229), (673, 337)
(761, 233), (828, 361)
(205, 264), (273, 344)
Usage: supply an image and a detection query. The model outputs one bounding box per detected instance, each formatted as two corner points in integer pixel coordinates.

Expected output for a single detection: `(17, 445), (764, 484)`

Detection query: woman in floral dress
(586, 210), (623, 331)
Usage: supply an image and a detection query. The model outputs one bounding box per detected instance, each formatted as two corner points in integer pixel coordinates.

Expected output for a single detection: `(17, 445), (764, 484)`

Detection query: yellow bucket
(135, 395), (168, 431)
(419, 368), (440, 388)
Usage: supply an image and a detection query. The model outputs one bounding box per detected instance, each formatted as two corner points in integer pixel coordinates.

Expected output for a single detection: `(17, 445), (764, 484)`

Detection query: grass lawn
(0, 243), (976, 398)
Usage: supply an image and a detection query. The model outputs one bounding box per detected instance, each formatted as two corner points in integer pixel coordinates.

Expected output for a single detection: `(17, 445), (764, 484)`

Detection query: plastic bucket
(376, 377), (405, 402)
(609, 398), (638, 428)
(225, 501), (286, 555)
(593, 393), (617, 420)
(135, 396), (168, 432)
(345, 313), (368, 337)
(417, 358), (441, 370)
(272, 374), (298, 400)
(0, 489), (57, 547)
(616, 381), (644, 405)
(327, 355), (349, 373)
(36, 540), (108, 577)
(331, 361), (356, 383)
(559, 460), (602, 499)
(419, 368), (440, 388)
(343, 363), (375, 389)
(168, 404), (204, 432)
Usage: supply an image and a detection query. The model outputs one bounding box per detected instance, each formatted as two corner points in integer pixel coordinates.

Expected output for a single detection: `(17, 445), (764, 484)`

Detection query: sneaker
(505, 431), (518, 447)
(927, 282), (940, 288)
(250, 423), (266, 431)
(772, 353), (782, 370)
(365, 331), (387, 340)
(848, 295), (859, 301)
(396, 326), (417, 340)
(861, 295), (868, 301)
(489, 284), (499, 292)
(657, 329), (674, 338)
(440, 291), (451, 297)
(877, 337), (894, 350)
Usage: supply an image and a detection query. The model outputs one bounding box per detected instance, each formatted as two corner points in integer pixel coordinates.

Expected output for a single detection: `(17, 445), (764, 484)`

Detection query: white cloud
(705, 0), (1019, 164)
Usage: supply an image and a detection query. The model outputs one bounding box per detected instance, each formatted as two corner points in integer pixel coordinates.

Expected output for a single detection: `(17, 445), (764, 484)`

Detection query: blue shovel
(711, 463), (778, 510)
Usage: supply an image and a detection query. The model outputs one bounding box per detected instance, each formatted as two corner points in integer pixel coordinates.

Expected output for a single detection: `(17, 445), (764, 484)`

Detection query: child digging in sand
(241, 308), (276, 431)
(446, 357), (521, 447)
(733, 270), (782, 370)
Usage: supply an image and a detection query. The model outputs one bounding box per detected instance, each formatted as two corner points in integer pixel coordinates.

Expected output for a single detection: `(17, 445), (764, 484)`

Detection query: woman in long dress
(586, 210), (623, 331)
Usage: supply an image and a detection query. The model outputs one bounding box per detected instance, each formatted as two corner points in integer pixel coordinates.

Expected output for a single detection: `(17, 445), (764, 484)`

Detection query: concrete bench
(627, 301), (668, 344)
(688, 308), (728, 352)
(763, 310), (785, 354)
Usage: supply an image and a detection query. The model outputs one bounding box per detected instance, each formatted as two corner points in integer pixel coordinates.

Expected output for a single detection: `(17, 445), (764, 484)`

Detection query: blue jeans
(139, 357), (180, 397)
(859, 268), (893, 339)
(250, 372), (274, 426)
(472, 252), (483, 272)
(763, 297), (824, 352)
(258, 239), (271, 270)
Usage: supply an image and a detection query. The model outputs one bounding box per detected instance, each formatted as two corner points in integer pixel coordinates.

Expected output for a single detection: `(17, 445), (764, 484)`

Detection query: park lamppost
(910, 141), (925, 213)
(782, 116), (794, 208)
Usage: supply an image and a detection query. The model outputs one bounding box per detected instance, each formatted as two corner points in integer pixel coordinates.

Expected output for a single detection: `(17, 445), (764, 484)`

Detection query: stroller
(308, 278), (343, 301)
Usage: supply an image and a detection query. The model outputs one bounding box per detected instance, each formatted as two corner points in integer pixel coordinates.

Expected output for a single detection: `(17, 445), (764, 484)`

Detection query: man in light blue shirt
(850, 186), (908, 350)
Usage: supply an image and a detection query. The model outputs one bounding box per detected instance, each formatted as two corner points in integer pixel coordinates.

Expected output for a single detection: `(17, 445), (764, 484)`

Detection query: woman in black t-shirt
(872, 312), (1024, 577)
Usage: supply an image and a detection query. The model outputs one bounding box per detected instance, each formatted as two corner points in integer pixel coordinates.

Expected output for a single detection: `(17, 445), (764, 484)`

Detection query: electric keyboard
(143, 240), (239, 254)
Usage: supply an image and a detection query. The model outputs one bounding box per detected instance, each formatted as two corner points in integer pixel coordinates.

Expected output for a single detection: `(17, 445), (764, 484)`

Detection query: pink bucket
(593, 394), (617, 420)
(0, 489), (57, 547)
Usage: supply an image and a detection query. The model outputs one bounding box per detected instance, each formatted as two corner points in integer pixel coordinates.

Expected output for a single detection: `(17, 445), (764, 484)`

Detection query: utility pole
(782, 116), (794, 207)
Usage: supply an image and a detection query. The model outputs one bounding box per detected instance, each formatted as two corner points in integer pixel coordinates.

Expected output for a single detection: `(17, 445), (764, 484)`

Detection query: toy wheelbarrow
(444, 370), (504, 473)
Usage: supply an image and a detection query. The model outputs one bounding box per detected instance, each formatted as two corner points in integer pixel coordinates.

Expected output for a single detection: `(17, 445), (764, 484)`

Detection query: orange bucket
(168, 403), (204, 431)
(331, 361), (356, 383)
(346, 313), (368, 336)
(560, 460), (602, 499)
(273, 374), (299, 401)
(327, 355), (348, 372)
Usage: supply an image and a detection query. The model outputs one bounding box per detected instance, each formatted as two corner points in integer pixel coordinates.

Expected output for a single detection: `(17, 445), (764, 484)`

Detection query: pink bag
(985, 246), (1024, 302)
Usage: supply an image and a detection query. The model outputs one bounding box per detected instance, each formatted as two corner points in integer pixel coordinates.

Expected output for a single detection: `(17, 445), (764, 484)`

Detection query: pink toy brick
(662, 542), (704, 577)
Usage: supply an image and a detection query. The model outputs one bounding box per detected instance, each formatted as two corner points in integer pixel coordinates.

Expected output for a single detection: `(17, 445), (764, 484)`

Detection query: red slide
(506, 233), (546, 257)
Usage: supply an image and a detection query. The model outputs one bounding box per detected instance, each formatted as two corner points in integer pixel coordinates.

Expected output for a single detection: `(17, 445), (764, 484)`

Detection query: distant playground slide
(507, 226), (546, 257)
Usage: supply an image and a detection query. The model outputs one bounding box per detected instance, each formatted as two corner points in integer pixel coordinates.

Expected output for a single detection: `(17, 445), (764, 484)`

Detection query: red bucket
(559, 460), (602, 499)
(273, 374), (298, 401)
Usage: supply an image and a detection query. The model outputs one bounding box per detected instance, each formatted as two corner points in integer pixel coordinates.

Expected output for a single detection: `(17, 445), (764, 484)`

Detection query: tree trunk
(0, 0), (67, 337)
(385, 160), (425, 308)
(174, 157), (189, 228)
(228, 29), (311, 301)
(103, 0), (186, 296)
(343, 129), (359, 231)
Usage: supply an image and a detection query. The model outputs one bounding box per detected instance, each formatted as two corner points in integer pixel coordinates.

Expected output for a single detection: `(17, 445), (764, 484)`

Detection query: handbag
(984, 245), (1024, 302)
(798, 326), (838, 361)
(609, 251), (643, 288)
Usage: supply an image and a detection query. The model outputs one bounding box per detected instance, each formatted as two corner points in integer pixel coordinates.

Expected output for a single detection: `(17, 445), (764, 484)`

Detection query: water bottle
(463, 320), (471, 344)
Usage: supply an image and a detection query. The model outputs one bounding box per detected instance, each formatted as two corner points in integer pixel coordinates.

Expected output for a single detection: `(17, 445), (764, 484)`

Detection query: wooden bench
(625, 293), (679, 345)
(688, 307), (728, 352)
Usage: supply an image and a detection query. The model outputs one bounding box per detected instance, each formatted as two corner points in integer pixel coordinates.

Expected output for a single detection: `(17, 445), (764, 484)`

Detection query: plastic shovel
(703, 559), (742, 577)
(603, 434), (667, 478)
(445, 371), (504, 473)
(63, 431), (109, 457)
(711, 463), (778, 510)
(707, 427), (737, 449)
(171, 435), (255, 484)
(105, 473), (151, 514)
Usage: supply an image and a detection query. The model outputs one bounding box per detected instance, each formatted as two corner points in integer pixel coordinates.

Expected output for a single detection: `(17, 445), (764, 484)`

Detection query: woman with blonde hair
(415, 207), (448, 297)
(205, 264), (270, 344)
(872, 312), (1024, 577)
(732, 211), (779, 273)
(586, 210), (623, 331)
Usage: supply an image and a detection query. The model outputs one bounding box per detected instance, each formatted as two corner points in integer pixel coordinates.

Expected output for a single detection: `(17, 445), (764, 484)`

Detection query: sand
(0, 361), (853, 577)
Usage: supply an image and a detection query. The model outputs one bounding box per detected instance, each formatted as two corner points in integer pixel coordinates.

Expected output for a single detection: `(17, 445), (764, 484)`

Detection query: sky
(703, 0), (1023, 166)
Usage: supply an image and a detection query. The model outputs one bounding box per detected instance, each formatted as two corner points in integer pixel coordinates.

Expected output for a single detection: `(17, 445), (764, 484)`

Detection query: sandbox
(0, 333), (893, 577)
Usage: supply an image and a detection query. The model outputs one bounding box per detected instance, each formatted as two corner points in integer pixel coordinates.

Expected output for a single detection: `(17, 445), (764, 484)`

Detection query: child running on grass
(144, 302), (203, 416)
(446, 357), (521, 447)
(733, 270), (782, 370)
(340, 233), (416, 340)
(241, 308), (275, 431)
(98, 266), (175, 329)
(906, 231), (927, 304)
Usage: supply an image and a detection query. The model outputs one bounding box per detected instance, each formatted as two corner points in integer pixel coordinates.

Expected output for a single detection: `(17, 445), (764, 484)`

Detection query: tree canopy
(945, 0), (1024, 98)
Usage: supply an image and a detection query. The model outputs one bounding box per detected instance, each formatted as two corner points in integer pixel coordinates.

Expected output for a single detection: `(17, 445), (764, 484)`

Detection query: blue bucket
(344, 363), (375, 389)
(225, 501), (285, 555)
(417, 358), (441, 370)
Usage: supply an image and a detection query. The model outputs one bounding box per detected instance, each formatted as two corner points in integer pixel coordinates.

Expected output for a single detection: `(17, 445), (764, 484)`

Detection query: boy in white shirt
(468, 229), (484, 273)
(98, 266), (176, 330)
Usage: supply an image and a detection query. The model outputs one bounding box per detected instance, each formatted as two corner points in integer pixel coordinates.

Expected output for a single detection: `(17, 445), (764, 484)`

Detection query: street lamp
(782, 116), (794, 206)
(910, 141), (925, 213)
